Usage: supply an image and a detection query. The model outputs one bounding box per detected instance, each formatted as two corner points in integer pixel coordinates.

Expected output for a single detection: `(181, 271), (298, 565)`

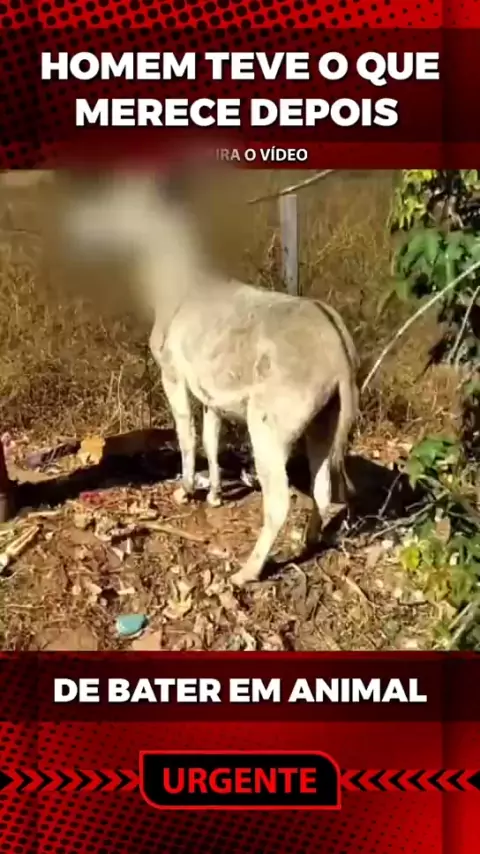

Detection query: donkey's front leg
(202, 406), (222, 507)
(162, 372), (196, 504)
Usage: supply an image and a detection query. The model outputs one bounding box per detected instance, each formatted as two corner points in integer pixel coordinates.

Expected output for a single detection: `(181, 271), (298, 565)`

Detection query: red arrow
(82, 770), (105, 792)
(119, 769), (139, 791)
(340, 770), (361, 790)
(23, 769), (47, 792)
(457, 770), (477, 791)
(41, 770), (66, 792)
(4, 770), (26, 791)
(435, 771), (458, 793)
(61, 769), (86, 792)
(359, 770), (382, 791)
(397, 771), (421, 792)
(379, 771), (399, 792)
(414, 771), (432, 790)
(101, 770), (121, 793)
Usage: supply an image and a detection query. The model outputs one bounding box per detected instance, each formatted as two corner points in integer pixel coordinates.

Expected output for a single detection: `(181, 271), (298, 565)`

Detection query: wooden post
(279, 193), (299, 296)
(0, 439), (13, 523)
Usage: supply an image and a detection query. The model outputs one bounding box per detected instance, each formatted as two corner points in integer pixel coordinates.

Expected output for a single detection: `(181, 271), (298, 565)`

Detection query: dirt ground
(2, 426), (444, 652)
(0, 169), (464, 651)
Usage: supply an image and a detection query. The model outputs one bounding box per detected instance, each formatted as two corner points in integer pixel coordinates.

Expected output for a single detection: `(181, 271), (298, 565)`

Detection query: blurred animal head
(56, 168), (207, 313)
(59, 169), (196, 262)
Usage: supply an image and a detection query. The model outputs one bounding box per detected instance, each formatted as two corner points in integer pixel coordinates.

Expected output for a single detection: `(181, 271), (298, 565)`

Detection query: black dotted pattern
(0, 721), (447, 853)
(0, 0), (464, 167)
(1, 0), (446, 30)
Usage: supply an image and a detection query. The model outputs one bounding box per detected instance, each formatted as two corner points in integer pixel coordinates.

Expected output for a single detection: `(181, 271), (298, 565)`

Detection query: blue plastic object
(116, 614), (148, 637)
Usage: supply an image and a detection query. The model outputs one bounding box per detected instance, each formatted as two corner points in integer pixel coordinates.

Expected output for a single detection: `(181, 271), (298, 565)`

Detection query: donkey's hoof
(206, 491), (222, 508)
(231, 566), (258, 587)
(231, 569), (248, 587)
(173, 486), (192, 505)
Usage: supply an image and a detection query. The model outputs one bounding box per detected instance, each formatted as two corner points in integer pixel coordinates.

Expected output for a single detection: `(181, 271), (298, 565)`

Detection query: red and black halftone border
(1, 766), (479, 795)
(2, 0), (480, 167)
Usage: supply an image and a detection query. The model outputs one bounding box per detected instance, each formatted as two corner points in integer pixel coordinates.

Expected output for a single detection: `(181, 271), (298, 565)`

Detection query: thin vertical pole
(0, 439), (12, 522)
(279, 193), (299, 296)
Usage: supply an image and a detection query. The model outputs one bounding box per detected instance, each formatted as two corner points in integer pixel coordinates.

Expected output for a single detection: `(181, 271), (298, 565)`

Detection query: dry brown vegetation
(0, 169), (464, 651)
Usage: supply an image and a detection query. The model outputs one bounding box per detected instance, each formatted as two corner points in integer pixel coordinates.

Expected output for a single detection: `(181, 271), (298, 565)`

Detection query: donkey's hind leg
(231, 406), (290, 587)
(202, 406), (222, 507)
(304, 426), (332, 551)
(161, 372), (197, 505)
(303, 400), (348, 552)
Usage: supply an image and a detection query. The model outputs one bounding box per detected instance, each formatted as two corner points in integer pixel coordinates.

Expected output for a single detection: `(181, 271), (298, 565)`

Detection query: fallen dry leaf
(201, 568), (213, 588)
(219, 590), (238, 612)
(73, 512), (91, 530)
(239, 629), (257, 651)
(118, 584), (136, 597)
(84, 580), (103, 605)
(78, 435), (105, 466)
(204, 578), (226, 597)
(177, 578), (196, 599)
(193, 614), (215, 647)
(163, 578), (194, 620)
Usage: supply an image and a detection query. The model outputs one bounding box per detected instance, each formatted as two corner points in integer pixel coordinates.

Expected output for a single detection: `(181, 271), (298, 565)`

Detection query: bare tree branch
(361, 259), (480, 394)
(248, 169), (336, 205)
(449, 283), (480, 367)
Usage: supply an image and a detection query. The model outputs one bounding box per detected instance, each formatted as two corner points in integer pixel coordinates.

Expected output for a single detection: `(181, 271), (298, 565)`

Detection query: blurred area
(0, 167), (463, 444)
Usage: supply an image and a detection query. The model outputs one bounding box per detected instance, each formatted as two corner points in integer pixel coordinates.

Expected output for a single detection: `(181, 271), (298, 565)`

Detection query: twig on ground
(143, 521), (207, 544)
(378, 471), (402, 519)
(343, 574), (374, 607)
(0, 524), (40, 571)
(368, 503), (433, 541)
(446, 600), (479, 649)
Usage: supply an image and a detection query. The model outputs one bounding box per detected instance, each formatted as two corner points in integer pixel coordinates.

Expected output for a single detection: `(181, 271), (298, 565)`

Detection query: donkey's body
(150, 276), (358, 585)
(63, 171), (359, 586)
(155, 281), (349, 421)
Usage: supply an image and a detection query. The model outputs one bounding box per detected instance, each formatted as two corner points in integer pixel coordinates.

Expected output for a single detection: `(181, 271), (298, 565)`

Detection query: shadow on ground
(13, 428), (423, 544)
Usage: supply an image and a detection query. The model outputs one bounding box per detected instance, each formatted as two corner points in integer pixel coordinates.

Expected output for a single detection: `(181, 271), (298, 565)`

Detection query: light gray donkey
(63, 171), (359, 586)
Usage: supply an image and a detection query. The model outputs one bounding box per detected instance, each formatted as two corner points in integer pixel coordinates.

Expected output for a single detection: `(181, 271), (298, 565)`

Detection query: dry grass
(0, 169), (464, 651)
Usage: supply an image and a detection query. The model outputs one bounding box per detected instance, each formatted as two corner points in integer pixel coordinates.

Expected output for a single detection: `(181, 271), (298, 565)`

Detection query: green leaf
(410, 436), (456, 468)
(444, 232), (467, 263)
(422, 230), (442, 265)
(464, 379), (480, 398)
(397, 233), (429, 276)
(461, 169), (479, 189)
(405, 457), (425, 486)
(401, 543), (422, 571)
(394, 278), (413, 301)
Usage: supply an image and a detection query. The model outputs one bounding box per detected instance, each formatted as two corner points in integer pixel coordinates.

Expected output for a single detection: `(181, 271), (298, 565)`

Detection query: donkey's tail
(331, 373), (359, 501)
(311, 299), (359, 501)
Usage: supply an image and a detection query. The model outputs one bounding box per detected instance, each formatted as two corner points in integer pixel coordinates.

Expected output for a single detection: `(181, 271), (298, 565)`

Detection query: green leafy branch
(387, 170), (480, 370)
(399, 436), (480, 648)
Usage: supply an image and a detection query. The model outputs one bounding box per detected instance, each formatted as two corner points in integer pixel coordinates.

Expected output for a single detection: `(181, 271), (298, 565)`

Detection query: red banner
(1, 2), (480, 167)
(0, 652), (479, 851)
